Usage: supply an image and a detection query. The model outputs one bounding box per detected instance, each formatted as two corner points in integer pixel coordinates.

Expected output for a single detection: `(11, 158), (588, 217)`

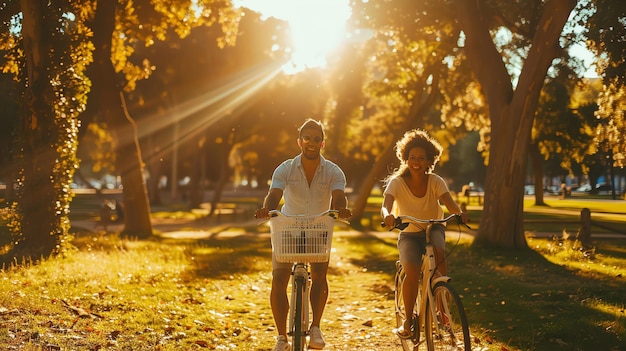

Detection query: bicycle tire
(424, 281), (470, 351)
(292, 276), (307, 351)
(394, 263), (421, 351)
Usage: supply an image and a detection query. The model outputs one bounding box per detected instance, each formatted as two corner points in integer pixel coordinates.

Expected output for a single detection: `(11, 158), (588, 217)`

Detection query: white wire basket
(269, 214), (336, 263)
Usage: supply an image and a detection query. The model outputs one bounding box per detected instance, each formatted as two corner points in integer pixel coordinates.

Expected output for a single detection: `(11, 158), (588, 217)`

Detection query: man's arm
(255, 188), (283, 219)
(331, 189), (351, 219)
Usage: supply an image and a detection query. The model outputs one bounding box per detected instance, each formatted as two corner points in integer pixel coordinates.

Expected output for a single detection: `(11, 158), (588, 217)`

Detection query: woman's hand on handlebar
(383, 214), (396, 229)
(458, 211), (469, 225)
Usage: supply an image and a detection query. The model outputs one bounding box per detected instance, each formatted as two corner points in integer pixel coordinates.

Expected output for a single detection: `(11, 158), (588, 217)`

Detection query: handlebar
(382, 213), (470, 231)
(266, 210), (350, 226)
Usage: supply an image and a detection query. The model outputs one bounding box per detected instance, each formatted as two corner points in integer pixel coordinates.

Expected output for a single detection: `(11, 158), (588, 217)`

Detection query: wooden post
(579, 208), (592, 247)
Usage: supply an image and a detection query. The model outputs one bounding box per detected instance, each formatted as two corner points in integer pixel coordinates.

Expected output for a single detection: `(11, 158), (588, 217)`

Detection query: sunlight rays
(115, 60), (286, 164)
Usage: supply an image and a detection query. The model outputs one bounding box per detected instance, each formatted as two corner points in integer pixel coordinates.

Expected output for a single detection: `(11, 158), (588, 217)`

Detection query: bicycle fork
(288, 263), (311, 350)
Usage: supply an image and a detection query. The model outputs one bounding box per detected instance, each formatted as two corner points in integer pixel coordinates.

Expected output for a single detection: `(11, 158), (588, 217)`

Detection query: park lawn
(0, 221), (624, 350)
(524, 197), (626, 216)
(0, 195), (624, 350)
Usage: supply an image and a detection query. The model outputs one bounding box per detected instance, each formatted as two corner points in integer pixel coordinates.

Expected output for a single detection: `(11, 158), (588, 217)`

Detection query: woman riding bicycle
(381, 129), (468, 339)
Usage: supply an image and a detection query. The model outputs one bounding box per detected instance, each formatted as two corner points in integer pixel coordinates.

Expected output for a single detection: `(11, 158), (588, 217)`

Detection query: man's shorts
(272, 254), (329, 271)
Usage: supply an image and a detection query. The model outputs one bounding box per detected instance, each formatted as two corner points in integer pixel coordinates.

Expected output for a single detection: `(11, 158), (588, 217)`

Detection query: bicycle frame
(417, 235), (452, 346)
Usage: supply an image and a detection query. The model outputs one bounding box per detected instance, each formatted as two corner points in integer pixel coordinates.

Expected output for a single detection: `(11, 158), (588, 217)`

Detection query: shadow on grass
(68, 226), (625, 351)
(338, 233), (398, 274)
(188, 234), (271, 279)
(596, 243), (626, 260)
(186, 232), (626, 350)
(450, 242), (626, 351)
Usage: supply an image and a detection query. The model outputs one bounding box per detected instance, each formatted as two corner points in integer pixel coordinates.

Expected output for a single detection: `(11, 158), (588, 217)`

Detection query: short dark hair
(298, 118), (325, 139)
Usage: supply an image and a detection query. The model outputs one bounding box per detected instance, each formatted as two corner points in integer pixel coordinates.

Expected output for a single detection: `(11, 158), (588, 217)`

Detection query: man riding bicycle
(256, 118), (351, 351)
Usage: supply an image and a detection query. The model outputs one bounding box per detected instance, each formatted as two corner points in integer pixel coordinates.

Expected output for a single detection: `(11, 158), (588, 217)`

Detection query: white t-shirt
(270, 154), (346, 216)
(383, 173), (449, 232)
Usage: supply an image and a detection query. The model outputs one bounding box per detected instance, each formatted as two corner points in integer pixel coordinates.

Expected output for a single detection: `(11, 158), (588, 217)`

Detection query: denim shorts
(397, 224), (445, 266)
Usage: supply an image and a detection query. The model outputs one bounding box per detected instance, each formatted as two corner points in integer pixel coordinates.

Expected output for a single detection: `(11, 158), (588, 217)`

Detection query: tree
(350, 0), (591, 248)
(85, 0), (241, 237)
(0, 0), (242, 261)
(585, 0), (626, 88)
(456, 0), (578, 248)
(124, 9), (290, 209)
(0, 0), (90, 261)
(326, 15), (475, 227)
(530, 70), (597, 205)
(594, 82), (626, 198)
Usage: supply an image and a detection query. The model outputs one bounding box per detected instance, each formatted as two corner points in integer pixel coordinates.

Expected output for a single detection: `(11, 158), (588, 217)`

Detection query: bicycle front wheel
(425, 281), (470, 351)
(292, 277), (307, 351)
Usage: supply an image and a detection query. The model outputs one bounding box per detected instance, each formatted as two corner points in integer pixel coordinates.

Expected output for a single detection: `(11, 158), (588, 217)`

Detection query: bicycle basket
(269, 215), (335, 263)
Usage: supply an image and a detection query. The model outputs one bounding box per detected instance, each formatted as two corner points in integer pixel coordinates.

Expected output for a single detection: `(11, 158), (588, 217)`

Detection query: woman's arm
(381, 194), (396, 228)
(439, 192), (468, 223)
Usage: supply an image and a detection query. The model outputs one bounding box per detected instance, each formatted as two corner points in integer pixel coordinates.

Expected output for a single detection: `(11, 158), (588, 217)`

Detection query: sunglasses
(300, 135), (323, 144)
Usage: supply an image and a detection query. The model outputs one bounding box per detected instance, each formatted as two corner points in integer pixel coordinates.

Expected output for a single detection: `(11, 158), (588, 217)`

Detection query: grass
(0, 195), (625, 350)
(451, 236), (626, 350)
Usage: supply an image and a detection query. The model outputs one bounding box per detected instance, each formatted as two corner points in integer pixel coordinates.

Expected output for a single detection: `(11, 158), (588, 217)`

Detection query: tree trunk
(350, 148), (395, 229)
(459, 0), (576, 248)
(15, 0), (62, 259)
(208, 133), (234, 216)
(350, 66), (441, 228)
(89, 0), (152, 238)
(529, 143), (546, 206)
(578, 208), (592, 247)
(145, 135), (163, 206)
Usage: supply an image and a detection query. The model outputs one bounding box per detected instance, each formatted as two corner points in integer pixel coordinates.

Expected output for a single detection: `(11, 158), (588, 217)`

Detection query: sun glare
(237, 0), (352, 74)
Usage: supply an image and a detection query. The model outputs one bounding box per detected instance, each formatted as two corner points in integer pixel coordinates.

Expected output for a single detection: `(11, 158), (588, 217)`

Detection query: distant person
(380, 129), (468, 339)
(255, 118), (351, 351)
(97, 199), (112, 231)
(114, 199), (125, 222)
(461, 184), (471, 204)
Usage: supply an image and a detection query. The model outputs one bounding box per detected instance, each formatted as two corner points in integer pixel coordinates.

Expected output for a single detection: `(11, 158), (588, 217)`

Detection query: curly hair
(386, 129), (443, 181)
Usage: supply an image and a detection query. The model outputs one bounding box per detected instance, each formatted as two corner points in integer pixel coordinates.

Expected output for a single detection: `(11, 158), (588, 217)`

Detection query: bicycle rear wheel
(292, 277), (307, 351)
(424, 281), (470, 351)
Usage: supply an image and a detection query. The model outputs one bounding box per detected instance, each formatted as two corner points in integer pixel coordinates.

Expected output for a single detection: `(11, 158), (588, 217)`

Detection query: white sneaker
(308, 326), (326, 349)
(273, 335), (290, 351)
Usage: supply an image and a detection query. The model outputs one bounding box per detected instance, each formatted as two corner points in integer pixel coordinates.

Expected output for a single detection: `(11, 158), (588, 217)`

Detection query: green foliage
(533, 71), (598, 179)
(0, 0), (248, 262)
(0, 1), (92, 261)
(585, 0), (626, 87)
(595, 82), (626, 168)
(112, 0), (242, 92)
